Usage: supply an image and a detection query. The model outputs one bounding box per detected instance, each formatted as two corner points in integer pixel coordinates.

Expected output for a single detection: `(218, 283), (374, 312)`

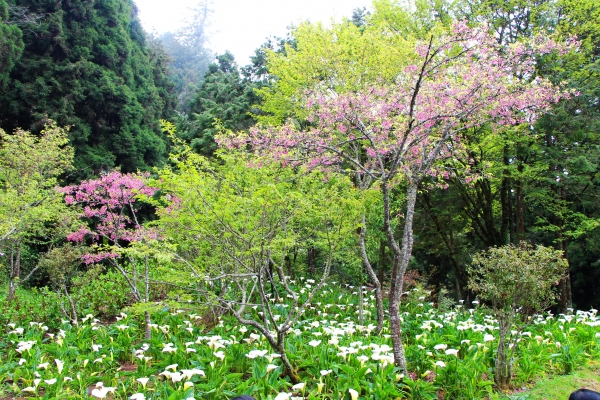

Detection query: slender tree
(60, 171), (158, 338)
(219, 22), (571, 372)
(0, 122), (74, 300)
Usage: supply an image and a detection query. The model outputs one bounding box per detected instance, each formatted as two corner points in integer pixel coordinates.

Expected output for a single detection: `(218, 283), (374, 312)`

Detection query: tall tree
(255, 19), (412, 125)
(0, 0), (175, 177)
(0, 0), (24, 88)
(0, 122), (75, 299)
(178, 52), (261, 156)
(220, 23), (570, 372)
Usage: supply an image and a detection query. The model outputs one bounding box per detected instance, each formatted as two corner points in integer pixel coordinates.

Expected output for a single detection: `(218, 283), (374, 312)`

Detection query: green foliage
(469, 242), (569, 390)
(0, 0), (175, 177)
(178, 52), (261, 156)
(69, 268), (131, 320)
(0, 122), (77, 296)
(0, 0), (24, 88)
(256, 19), (413, 124)
(152, 128), (363, 293)
(469, 243), (568, 316)
(0, 286), (64, 329)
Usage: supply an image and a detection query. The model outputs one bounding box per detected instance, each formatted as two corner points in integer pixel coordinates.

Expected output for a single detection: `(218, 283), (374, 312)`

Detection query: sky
(134, 0), (371, 66)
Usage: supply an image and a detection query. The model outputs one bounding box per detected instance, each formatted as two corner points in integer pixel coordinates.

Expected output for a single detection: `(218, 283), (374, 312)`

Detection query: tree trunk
(358, 215), (384, 334)
(494, 316), (513, 392)
(384, 181), (418, 374)
(144, 256), (152, 339)
(515, 173), (525, 242)
(555, 187), (572, 312)
(307, 246), (316, 276)
(7, 243), (20, 301)
(285, 253), (293, 279)
(64, 286), (78, 324)
(270, 333), (299, 384)
(500, 146), (511, 245)
(378, 239), (386, 286)
(358, 279), (364, 325)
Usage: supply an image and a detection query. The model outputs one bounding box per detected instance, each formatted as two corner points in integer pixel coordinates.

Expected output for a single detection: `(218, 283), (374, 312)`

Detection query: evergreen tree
(179, 52), (260, 156)
(0, 0), (24, 88)
(0, 0), (176, 177)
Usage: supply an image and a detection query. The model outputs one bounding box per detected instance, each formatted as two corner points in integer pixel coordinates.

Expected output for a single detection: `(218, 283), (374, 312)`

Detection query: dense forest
(2, 0), (600, 398)
(1, 0), (600, 315)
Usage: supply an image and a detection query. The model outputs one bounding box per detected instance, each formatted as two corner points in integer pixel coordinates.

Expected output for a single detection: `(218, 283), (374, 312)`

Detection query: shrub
(0, 287), (63, 329)
(468, 242), (568, 391)
(70, 268), (132, 320)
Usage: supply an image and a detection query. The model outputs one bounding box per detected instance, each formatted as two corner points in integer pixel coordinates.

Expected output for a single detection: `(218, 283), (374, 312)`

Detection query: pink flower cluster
(217, 22), (574, 185)
(60, 171), (158, 264)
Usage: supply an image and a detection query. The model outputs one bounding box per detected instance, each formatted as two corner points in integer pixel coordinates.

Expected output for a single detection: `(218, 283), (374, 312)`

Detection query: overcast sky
(134, 0), (371, 65)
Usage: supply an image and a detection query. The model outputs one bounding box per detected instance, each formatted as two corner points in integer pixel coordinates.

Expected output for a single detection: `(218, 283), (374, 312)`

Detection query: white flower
(136, 377), (149, 388)
(349, 388), (359, 400)
(130, 393), (145, 400)
(357, 355), (369, 365)
(214, 351), (225, 361)
(55, 358), (64, 373)
(16, 341), (36, 353)
(169, 372), (183, 383)
(320, 369), (332, 376)
(292, 382), (305, 391)
(483, 334), (495, 342)
(434, 361), (446, 368)
(162, 343), (177, 353)
(44, 378), (57, 385)
(246, 349), (268, 359)
(92, 344), (102, 352)
(308, 340), (321, 347)
(181, 368), (205, 380)
(434, 344), (448, 351)
(184, 381), (194, 390)
(91, 386), (115, 399)
(266, 364), (278, 373)
(445, 349), (459, 356)
(165, 364), (178, 371)
(274, 393), (291, 400)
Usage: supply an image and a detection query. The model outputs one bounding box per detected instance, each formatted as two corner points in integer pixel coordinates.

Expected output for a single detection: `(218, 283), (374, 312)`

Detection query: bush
(0, 287), (64, 330)
(70, 268), (132, 320)
(468, 242), (568, 391)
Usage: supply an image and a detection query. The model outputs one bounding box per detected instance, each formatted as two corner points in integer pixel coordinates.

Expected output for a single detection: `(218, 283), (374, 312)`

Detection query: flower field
(1, 284), (599, 400)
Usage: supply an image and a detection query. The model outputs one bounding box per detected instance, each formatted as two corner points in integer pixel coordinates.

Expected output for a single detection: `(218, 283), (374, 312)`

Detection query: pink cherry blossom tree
(61, 171), (158, 338)
(218, 22), (573, 372)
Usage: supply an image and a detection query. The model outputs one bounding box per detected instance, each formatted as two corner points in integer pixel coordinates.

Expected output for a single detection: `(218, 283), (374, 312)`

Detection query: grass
(525, 360), (600, 399)
(495, 360), (600, 400)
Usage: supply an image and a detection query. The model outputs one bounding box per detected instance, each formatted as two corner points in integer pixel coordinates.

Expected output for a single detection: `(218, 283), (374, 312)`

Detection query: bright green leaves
(0, 121), (74, 242)
(152, 144), (363, 279)
(257, 20), (414, 125)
